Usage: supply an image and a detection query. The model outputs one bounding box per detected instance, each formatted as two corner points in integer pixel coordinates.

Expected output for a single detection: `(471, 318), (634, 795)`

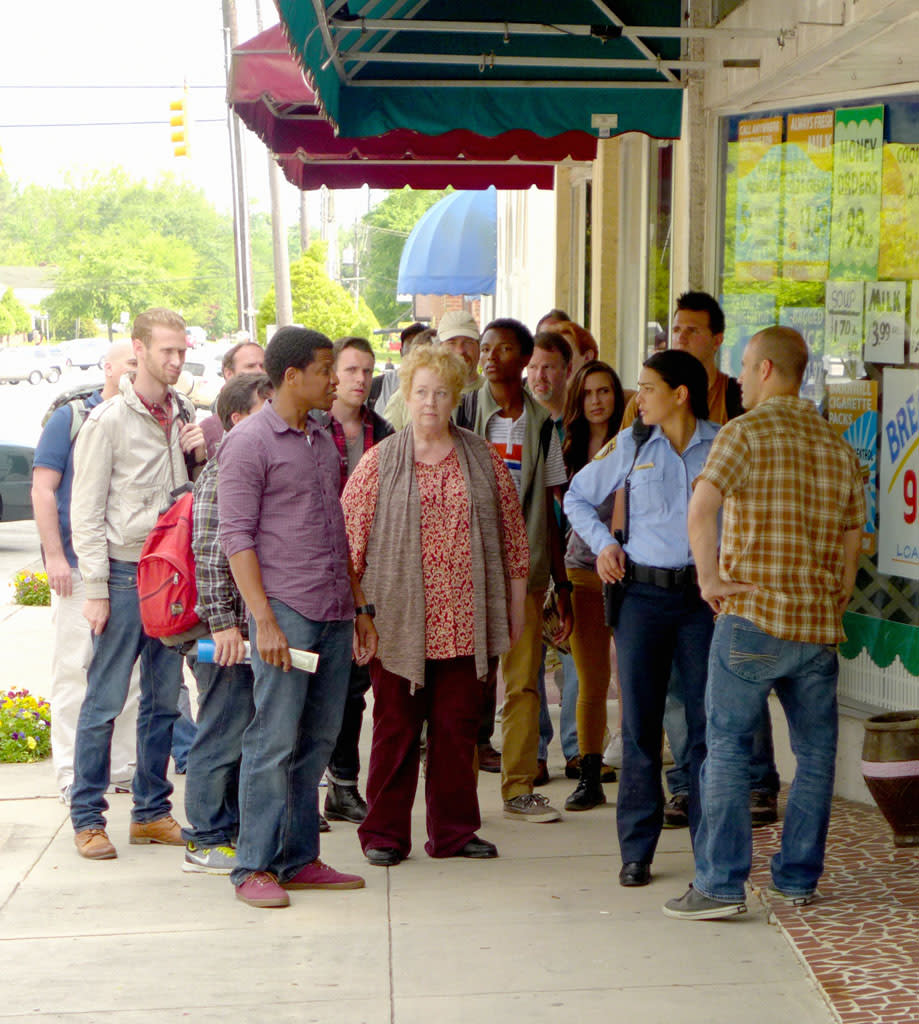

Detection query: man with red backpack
(69, 308), (206, 860)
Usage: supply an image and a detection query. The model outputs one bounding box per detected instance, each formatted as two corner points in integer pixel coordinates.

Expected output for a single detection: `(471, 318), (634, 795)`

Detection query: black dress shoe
(619, 862), (651, 887)
(325, 782), (368, 823)
(454, 836), (498, 859)
(319, 814), (331, 833)
(365, 847), (403, 867)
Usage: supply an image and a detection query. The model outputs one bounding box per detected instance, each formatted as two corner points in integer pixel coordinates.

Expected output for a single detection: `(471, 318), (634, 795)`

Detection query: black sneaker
(663, 793), (689, 829)
(750, 790), (778, 826)
(663, 885), (747, 920)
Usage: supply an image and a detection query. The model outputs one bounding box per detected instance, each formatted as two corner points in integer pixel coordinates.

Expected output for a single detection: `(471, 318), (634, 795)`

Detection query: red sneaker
(282, 858), (366, 890)
(234, 871), (290, 908)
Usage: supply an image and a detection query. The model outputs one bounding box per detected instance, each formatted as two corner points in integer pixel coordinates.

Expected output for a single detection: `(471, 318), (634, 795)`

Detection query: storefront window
(717, 95), (919, 710)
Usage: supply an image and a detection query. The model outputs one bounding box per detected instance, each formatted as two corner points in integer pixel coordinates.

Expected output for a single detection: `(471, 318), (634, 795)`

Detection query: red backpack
(137, 484), (207, 646)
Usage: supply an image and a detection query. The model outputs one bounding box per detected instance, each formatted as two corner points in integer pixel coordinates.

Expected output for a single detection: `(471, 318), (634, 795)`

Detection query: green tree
(0, 303), (14, 342)
(0, 288), (31, 333)
(256, 243), (379, 344)
(359, 188), (450, 327)
(0, 168), (279, 339)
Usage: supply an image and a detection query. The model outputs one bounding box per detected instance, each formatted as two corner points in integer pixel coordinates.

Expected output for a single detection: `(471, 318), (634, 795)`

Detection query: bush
(0, 689), (51, 762)
(12, 570), (51, 606)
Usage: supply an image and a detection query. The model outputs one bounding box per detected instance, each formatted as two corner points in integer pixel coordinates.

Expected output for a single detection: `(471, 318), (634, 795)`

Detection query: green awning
(276, 0), (685, 140)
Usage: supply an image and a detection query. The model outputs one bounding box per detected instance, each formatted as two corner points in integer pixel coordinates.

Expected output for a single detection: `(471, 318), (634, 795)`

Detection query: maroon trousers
(358, 656), (488, 858)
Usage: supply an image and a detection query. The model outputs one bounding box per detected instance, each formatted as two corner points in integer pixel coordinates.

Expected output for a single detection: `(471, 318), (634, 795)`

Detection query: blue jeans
(230, 602), (352, 886)
(693, 615), (839, 901)
(664, 666), (780, 797)
(613, 581), (713, 865)
(70, 559), (183, 832)
(183, 655), (255, 847)
(171, 682), (198, 772)
(537, 646), (579, 762)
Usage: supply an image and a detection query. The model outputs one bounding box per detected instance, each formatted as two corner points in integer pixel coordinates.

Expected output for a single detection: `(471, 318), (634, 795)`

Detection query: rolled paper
(195, 638), (319, 673)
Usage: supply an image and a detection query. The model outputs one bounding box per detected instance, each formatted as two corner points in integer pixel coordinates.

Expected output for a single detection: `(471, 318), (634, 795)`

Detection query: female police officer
(564, 350), (719, 887)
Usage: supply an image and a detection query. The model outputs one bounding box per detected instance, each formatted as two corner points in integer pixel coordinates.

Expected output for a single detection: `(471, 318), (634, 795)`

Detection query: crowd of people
(32, 294), (864, 917)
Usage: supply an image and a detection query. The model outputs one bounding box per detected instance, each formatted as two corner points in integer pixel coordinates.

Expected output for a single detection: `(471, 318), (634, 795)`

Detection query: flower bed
(0, 690), (51, 762)
(11, 570), (51, 607)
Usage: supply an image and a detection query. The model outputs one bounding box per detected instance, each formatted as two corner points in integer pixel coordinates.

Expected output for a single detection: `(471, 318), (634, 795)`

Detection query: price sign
(825, 281), (864, 360)
(879, 144), (919, 280)
(879, 368), (919, 578)
(783, 111), (833, 281)
(864, 281), (906, 364)
(829, 106), (884, 280)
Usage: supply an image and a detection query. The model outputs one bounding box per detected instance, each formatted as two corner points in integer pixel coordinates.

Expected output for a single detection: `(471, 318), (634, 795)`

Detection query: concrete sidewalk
(0, 602), (835, 1023)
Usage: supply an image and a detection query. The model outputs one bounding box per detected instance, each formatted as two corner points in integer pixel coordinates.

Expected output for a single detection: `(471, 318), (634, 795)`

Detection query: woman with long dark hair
(565, 350), (719, 887)
(559, 362), (626, 812)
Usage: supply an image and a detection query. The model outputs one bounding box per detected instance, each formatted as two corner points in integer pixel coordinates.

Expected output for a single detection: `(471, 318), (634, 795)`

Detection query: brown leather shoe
(533, 759), (550, 786)
(74, 828), (117, 860)
(129, 815), (184, 845)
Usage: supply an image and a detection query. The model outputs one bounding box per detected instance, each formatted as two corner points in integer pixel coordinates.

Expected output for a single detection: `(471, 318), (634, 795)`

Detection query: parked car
(62, 337), (109, 371)
(0, 442), (34, 521)
(0, 346), (62, 385)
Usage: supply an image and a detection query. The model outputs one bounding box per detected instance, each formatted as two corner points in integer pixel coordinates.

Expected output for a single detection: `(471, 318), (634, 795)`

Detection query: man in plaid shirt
(664, 326), (865, 921)
(182, 373), (272, 875)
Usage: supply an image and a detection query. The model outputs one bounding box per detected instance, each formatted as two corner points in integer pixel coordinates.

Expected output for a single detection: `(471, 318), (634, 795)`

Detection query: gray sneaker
(766, 884), (815, 907)
(503, 793), (561, 823)
(662, 885), (747, 920)
(182, 841), (237, 875)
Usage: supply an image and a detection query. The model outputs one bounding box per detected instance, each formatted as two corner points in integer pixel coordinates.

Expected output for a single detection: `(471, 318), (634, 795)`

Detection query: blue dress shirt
(564, 419), (720, 570)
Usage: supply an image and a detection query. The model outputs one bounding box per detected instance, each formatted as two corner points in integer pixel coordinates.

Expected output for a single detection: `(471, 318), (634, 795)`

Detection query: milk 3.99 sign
(879, 368), (919, 579)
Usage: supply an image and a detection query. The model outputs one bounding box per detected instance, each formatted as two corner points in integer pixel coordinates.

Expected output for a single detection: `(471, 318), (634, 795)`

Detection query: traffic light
(169, 86), (191, 158)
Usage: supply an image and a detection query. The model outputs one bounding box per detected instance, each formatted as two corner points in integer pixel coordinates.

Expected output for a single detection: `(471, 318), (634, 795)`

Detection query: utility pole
(221, 0), (256, 340)
(255, 0), (293, 328)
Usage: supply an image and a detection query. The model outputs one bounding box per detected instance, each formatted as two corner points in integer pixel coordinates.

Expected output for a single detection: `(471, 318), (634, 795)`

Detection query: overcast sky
(0, 1), (371, 227)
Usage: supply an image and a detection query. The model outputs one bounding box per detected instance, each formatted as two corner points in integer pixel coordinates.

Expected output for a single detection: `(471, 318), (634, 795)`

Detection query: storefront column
(590, 137), (621, 368)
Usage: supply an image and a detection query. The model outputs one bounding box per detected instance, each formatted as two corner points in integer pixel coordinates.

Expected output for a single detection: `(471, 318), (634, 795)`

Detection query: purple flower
(11, 732), (20, 740)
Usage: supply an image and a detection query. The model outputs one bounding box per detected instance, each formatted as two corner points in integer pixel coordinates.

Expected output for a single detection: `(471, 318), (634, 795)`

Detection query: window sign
(864, 281), (907, 364)
(879, 368), (919, 579)
(879, 144), (919, 280)
(826, 380), (878, 555)
(828, 105), (885, 280)
(735, 117), (783, 282)
(825, 281), (865, 365)
(779, 305), (826, 403)
(783, 111), (834, 281)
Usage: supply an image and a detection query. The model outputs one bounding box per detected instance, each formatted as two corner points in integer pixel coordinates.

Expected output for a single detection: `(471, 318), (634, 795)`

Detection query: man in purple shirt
(218, 326), (378, 908)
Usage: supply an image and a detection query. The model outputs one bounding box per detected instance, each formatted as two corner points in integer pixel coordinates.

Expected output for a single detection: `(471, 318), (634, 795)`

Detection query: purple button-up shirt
(218, 401), (354, 623)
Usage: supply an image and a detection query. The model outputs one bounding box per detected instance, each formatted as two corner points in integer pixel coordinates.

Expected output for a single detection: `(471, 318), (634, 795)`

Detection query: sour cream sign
(879, 368), (919, 578)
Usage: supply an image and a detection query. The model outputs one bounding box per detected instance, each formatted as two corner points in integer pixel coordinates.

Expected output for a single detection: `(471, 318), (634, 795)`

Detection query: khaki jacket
(71, 376), (194, 599)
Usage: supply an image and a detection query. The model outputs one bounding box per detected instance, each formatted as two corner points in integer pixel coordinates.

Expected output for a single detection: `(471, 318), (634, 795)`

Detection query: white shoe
(604, 731), (623, 769)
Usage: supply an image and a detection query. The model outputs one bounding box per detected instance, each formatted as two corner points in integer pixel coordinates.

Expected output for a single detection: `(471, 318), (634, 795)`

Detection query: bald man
(32, 341), (141, 802)
(664, 327), (865, 920)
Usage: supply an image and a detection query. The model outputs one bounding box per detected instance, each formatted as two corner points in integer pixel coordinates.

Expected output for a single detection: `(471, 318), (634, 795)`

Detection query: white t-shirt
(486, 408), (568, 497)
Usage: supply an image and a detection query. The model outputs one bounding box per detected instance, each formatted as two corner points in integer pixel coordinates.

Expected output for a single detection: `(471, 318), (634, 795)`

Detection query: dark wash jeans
(612, 581), (714, 865)
(183, 654), (255, 847)
(230, 601), (352, 886)
(327, 660), (372, 785)
(693, 615), (839, 901)
(70, 559), (183, 833)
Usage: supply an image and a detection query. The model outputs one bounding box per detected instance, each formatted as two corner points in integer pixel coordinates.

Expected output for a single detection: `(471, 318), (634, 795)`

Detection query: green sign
(828, 105), (884, 280)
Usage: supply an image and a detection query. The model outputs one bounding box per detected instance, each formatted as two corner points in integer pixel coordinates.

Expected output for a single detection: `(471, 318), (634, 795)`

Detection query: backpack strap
(67, 399), (91, 445)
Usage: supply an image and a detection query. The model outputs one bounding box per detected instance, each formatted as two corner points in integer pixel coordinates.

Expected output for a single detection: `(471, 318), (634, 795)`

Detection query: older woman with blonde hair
(342, 345), (529, 866)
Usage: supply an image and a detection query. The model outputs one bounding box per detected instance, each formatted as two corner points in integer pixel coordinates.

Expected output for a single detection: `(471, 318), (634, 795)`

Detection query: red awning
(229, 25), (596, 191)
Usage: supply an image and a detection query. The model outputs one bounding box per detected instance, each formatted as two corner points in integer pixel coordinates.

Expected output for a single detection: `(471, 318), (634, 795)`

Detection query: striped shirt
(699, 395), (865, 644)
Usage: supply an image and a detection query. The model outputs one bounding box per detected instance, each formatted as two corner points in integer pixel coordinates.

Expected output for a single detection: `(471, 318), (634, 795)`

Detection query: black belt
(628, 562), (697, 590)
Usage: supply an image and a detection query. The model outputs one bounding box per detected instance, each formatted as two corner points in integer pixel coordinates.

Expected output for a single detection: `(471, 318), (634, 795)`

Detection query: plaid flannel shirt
(192, 455), (247, 635)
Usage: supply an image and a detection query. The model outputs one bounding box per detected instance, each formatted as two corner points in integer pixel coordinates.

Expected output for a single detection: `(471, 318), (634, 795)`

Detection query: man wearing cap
(383, 310), (483, 429)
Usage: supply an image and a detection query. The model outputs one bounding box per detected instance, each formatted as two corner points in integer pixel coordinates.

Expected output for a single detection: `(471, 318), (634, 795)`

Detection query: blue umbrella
(397, 188), (497, 296)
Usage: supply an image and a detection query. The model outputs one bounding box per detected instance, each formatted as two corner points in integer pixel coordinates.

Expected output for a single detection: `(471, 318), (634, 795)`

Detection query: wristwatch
(553, 580), (573, 594)
(354, 604), (376, 618)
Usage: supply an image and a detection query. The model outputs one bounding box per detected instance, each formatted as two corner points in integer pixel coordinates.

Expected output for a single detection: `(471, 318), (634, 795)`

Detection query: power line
(0, 119), (226, 129)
